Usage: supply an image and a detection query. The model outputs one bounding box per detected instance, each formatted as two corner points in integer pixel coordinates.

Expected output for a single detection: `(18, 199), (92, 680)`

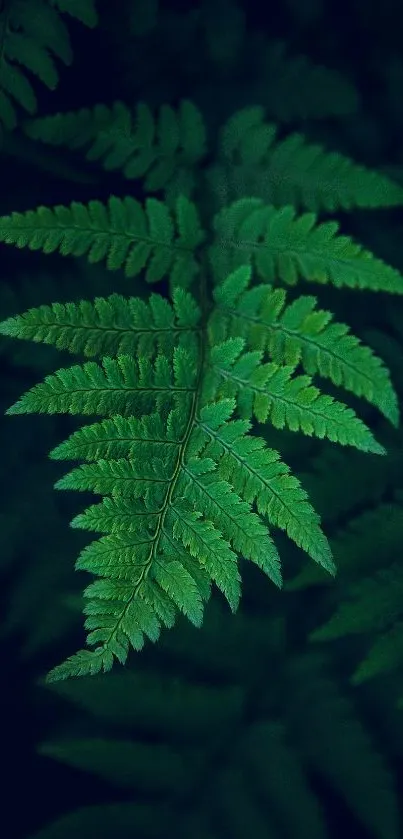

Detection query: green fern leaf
(203, 337), (385, 455)
(170, 504), (242, 611)
(0, 287), (201, 358)
(6, 346), (197, 417)
(175, 456), (282, 586)
(151, 559), (204, 627)
(0, 195), (204, 289)
(210, 199), (403, 292)
(192, 399), (335, 573)
(49, 412), (185, 462)
(47, 648), (115, 681)
(211, 264), (399, 425)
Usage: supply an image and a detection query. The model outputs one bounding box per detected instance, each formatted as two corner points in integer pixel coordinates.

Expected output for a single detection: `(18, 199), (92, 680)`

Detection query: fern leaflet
(210, 198), (403, 292)
(0, 194), (204, 289)
(23, 99), (207, 197)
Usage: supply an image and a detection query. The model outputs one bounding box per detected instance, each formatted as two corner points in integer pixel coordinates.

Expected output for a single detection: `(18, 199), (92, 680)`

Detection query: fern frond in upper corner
(0, 0), (98, 129)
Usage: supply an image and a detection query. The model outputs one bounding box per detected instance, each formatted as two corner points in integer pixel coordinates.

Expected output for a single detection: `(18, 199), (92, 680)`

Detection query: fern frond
(0, 195), (204, 289)
(0, 0), (97, 129)
(5, 344), (197, 417)
(203, 337), (385, 455)
(49, 411), (183, 462)
(0, 287), (201, 359)
(191, 398), (335, 573)
(210, 198), (403, 293)
(6, 342), (281, 676)
(74, 504), (213, 604)
(210, 264), (399, 425)
(23, 99), (206, 196)
(2, 279), (389, 679)
(47, 647), (115, 680)
(173, 457), (282, 585)
(216, 106), (403, 211)
(20, 372), (316, 680)
(51, 395), (333, 574)
(1, 87), (401, 679)
(1, 251), (392, 678)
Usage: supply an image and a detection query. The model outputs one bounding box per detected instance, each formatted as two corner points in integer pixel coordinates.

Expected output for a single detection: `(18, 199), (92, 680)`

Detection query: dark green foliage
(0, 0), (97, 129)
(23, 99), (207, 197)
(27, 618), (400, 839)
